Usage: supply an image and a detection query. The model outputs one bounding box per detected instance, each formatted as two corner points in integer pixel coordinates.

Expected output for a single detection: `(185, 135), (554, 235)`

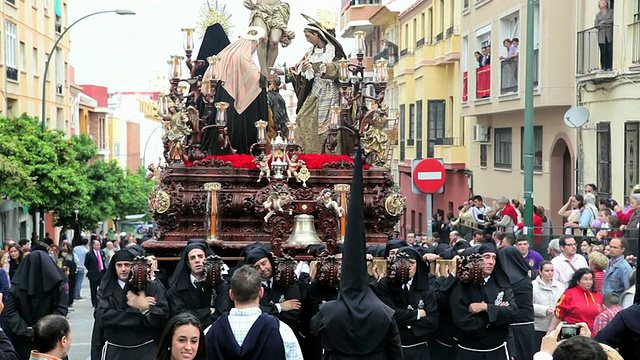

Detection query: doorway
(549, 136), (574, 237)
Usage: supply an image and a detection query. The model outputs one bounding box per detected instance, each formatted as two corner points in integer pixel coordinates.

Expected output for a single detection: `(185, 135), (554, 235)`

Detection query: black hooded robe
(301, 281), (339, 360)
(1, 251), (67, 359)
(310, 147), (403, 359)
(428, 274), (459, 359)
(166, 241), (230, 330)
(95, 249), (169, 360)
(498, 247), (535, 360)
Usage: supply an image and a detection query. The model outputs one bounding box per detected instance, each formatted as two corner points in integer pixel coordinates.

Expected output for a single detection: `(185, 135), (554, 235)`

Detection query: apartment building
(460, 0), (577, 227)
(577, 0), (640, 202)
(387, 0), (468, 236)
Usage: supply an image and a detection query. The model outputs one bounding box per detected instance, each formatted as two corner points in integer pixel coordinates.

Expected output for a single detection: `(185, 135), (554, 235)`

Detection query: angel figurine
(285, 153), (304, 182)
(263, 188), (292, 222)
(253, 153), (272, 182)
(317, 188), (344, 217)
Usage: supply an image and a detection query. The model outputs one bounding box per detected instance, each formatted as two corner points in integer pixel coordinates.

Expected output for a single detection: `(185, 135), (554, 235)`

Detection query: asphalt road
(68, 278), (93, 360)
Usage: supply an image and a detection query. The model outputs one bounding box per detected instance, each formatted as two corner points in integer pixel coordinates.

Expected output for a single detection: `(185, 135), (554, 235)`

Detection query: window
(494, 128), (512, 169)
(625, 122), (639, 198)
(519, 126), (543, 171)
(400, 104), (406, 161)
(480, 144), (488, 167)
(596, 123), (611, 196)
(428, 8), (434, 43)
(416, 100), (423, 159)
(19, 42), (25, 71)
(55, 48), (64, 94)
(33, 48), (38, 74)
(6, 0), (16, 5)
(427, 100), (445, 158)
(408, 104), (415, 146)
(5, 21), (17, 81)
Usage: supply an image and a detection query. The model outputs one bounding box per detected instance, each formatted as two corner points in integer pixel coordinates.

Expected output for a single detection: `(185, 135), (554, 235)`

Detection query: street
(68, 279), (93, 360)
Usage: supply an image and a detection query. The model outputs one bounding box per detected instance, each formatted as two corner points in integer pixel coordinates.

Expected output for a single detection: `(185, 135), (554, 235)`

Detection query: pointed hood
(316, 147), (394, 354)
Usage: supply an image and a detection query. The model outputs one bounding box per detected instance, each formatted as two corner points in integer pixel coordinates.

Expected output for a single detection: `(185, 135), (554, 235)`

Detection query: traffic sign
(412, 158), (446, 194)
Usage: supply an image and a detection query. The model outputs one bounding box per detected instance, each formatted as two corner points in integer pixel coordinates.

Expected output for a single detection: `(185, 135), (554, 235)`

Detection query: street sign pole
(412, 158), (446, 241)
(426, 194), (433, 239)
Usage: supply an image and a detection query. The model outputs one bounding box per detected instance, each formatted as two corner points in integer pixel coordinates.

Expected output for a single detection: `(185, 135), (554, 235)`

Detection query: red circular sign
(412, 159), (446, 193)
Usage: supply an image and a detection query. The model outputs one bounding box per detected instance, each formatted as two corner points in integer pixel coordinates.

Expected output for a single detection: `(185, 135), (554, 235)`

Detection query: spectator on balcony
(594, 0), (614, 71)
(480, 46), (491, 66)
(499, 38), (518, 60)
(474, 51), (483, 67)
(511, 38), (519, 57)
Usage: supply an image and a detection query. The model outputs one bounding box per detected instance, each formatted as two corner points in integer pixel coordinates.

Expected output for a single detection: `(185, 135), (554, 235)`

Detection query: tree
(112, 166), (156, 228)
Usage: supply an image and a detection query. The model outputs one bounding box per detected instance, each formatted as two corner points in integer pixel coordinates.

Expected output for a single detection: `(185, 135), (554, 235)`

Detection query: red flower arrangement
(184, 153), (370, 170)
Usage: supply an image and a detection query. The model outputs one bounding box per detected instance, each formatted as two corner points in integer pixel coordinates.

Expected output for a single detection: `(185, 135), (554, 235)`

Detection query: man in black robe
(498, 246), (535, 360)
(310, 147), (403, 359)
(2, 250), (67, 359)
(376, 247), (439, 360)
(167, 239), (230, 330)
(449, 243), (517, 360)
(94, 248), (169, 360)
(244, 247), (301, 337)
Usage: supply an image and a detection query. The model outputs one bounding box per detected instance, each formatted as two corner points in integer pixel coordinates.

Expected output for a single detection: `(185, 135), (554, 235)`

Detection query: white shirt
(533, 352), (552, 360)
(551, 253), (588, 287)
(227, 307), (303, 360)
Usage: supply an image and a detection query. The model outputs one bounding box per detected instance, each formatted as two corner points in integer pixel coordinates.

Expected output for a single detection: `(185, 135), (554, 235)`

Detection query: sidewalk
(68, 278), (93, 360)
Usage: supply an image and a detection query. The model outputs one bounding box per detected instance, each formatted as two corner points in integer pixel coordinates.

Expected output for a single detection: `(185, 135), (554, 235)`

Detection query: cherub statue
(147, 158), (163, 186)
(285, 153), (304, 182)
(263, 188), (292, 222)
(166, 108), (193, 162)
(253, 153), (272, 182)
(317, 188), (344, 217)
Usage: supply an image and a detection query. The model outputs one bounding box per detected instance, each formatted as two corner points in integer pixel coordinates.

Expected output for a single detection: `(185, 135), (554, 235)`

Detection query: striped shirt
(228, 307), (303, 360)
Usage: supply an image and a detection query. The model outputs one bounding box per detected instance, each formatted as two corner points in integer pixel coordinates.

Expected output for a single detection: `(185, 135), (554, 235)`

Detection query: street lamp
(41, 9), (135, 132)
(39, 9), (135, 240)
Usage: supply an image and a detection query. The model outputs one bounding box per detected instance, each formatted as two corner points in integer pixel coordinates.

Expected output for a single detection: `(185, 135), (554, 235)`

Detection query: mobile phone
(559, 324), (580, 340)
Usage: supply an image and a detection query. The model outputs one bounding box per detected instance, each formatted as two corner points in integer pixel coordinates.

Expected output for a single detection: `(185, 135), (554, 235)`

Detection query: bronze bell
(287, 214), (323, 245)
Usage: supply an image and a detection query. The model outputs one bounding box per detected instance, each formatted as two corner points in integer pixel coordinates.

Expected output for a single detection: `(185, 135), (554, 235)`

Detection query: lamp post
(39, 9), (135, 240)
(41, 9), (135, 132)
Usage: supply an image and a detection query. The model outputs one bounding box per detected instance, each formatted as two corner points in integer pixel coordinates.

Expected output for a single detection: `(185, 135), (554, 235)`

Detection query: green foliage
(0, 114), (154, 232)
(197, 0), (234, 36)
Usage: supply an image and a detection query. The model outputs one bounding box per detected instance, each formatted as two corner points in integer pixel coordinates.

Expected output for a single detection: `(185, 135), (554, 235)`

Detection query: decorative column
(334, 184), (350, 242)
(204, 182), (221, 241)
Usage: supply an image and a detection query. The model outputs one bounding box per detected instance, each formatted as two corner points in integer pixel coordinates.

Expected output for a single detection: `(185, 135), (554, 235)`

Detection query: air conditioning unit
(473, 124), (491, 143)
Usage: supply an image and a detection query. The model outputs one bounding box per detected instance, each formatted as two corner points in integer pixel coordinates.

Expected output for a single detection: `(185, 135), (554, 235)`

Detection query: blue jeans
(75, 268), (85, 298)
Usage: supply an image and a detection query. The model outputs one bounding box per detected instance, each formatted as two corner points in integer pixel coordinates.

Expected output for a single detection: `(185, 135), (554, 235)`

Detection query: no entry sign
(412, 158), (446, 194)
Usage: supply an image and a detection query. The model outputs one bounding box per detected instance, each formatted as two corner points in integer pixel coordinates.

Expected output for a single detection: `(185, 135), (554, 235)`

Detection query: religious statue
(243, 0), (295, 75)
(285, 153), (304, 182)
(147, 159), (164, 186)
(317, 188), (344, 217)
(163, 104), (192, 163)
(253, 153), (272, 183)
(263, 188), (292, 222)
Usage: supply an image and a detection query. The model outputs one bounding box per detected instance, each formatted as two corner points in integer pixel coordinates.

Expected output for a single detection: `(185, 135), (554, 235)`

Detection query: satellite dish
(563, 106), (589, 128)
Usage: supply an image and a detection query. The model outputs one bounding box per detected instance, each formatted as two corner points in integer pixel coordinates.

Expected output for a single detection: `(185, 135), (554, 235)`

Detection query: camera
(559, 324), (580, 340)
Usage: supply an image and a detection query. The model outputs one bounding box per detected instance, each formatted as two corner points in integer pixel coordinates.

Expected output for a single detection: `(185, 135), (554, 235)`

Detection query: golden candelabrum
(324, 32), (390, 166)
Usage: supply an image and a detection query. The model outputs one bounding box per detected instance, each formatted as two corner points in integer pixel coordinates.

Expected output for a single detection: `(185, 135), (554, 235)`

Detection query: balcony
(56, 84), (63, 95)
(476, 65), (491, 99)
(435, 32), (444, 42)
(577, 27), (600, 74)
(416, 38), (425, 48)
(633, 15), (640, 65)
(463, 71), (468, 102)
(500, 57), (518, 94)
(433, 137), (467, 165)
(446, 26), (458, 38)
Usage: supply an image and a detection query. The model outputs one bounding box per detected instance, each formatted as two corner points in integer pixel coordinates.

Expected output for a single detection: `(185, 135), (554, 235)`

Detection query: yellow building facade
(0, 0), (70, 130)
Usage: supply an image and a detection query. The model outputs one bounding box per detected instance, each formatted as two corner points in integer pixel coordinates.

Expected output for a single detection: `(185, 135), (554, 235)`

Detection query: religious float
(143, 15), (404, 263)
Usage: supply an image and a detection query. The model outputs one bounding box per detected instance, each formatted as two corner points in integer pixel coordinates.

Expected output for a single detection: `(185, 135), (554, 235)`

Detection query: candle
(354, 31), (366, 55)
(215, 102), (229, 126)
(339, 59), (349, 82)
(207, 55), (220, 80)
(330, 106), (341, 127)
(255, 120), (268, 143)
(169, 55), (184, 79)
(286, 121), (297, 144)
(182, 28), (195, 51)
(376, 59), (388, 81)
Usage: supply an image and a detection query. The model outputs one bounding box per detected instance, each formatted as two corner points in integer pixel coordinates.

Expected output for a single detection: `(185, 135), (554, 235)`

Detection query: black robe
(96, 280), (169, 360)
(450, 277), (517, 360)
(302, 281), (339, 360)
(375, 277), (439, 360)
(507, 277), (535, 360)
(167, 279), (230, 330)
(429, 275), (459, 359)
(259, 281), (301, 336)
(202, 77), (268, 155)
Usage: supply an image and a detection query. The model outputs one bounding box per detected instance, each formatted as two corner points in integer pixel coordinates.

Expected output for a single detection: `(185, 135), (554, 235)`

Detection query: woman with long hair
(4, 244), (23, 279)
(548, 268), (603, 335)
(156, 313), (207, 360)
